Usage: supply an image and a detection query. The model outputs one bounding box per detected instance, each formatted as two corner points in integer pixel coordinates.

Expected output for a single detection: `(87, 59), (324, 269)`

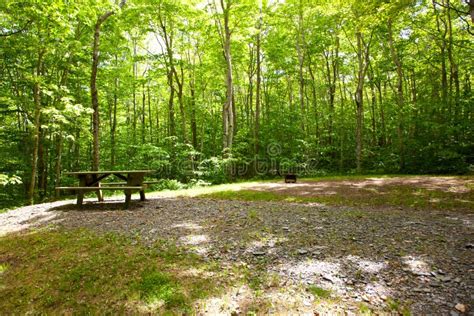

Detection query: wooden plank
(56, 186), (144, 190)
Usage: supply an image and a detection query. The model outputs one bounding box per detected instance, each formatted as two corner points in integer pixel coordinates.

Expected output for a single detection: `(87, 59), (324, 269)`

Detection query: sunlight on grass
(308, 285), (332, 299)
(138, 270), (187, 310)
(149, 181), (261, 198)
(0, 229), (223, 314)
(189, 178), (473, 211)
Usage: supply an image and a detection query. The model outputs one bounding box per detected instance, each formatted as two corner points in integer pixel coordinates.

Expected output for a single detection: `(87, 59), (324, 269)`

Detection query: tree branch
(0, 20), (32, 37)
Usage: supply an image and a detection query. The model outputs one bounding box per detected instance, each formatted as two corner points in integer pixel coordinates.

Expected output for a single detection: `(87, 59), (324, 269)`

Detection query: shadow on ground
(44, 196), (474, 314)
(1, 176), (473, 314)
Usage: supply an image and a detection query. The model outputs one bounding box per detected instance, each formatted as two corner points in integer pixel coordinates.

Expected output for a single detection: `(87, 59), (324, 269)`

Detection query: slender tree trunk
(190, 74), (198, 149)
(73, 127), (81, 170)
(167, 71), (176, 137)
(339, 79), (346, 171)
(388, 18), (405, 170)
(307, 60), (319, 141)
(90, 0), (126, 171)
(28, 50), (44, 204)
(132, 39), (138, 143)
(367, 65), (377, 146)
(221, 0), (234, 152)
(246, 43), (254, 128)
(176, 64), (188, 143)
(147, 83), (153, 143)
(374, 80), (385, 146)
(54, 134), (63, 199)
(142, 82), (146, 144)
(296, 0), (305, 132)
(254, 3), (262, 158)
(354, 31), (371, 173)
(446, 0), (460, 122)
(433, 1), (448, 113)
(158, 8), (180, 139)
(37, 127), (47, 199)
(323, 36), (339, 150)
(111, 77), (117, 167)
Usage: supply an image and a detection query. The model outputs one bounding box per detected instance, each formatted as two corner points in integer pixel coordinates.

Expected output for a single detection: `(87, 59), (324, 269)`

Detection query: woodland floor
(1, 175), (473, 314)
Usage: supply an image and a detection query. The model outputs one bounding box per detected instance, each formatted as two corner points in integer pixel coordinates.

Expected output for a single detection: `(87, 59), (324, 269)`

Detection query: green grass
(308, 285), (332, 299)
(386, 298), (411, 315)
(0, 229), (223, 314)
(138, 270), (187, 310)
(172, 175), (472, 211)
(198, 185), (473, 211)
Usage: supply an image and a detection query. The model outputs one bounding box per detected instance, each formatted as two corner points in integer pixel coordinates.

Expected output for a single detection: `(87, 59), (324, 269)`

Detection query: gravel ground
(3, 194), (470, 314)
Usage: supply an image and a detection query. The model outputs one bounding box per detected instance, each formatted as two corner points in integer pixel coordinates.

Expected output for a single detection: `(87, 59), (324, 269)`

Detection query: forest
(1, 0), (473, 207)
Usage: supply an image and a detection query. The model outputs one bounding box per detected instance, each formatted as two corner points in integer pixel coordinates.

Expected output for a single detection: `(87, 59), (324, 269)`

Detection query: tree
(91, 0), (127, 171)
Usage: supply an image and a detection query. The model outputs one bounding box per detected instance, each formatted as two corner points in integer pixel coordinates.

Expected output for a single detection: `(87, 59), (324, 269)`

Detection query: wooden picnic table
(56, 170), (155, 208)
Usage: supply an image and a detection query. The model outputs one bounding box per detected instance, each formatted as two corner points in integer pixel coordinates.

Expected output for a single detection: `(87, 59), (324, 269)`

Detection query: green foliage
(0, 174), (22, 186)
(151, 179), (186, 191)
(0, 0), (472, 206)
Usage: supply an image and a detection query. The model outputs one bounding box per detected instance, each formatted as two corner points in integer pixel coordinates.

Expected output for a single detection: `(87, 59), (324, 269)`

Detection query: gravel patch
(1, 195), (473, 314)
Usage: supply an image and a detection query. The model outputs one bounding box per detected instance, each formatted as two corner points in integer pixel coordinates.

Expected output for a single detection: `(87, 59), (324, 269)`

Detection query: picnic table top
(64, 170), (155, 175)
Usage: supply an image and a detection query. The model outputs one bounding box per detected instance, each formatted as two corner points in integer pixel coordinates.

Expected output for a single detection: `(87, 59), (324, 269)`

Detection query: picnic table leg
(77, 175), (86, 206)
(93, 175), (104, 202)
(96, 185), (104, 202)
(77, 190), (84, 206)
(125, 173), (146, 205)
(124, 189), (131, 209)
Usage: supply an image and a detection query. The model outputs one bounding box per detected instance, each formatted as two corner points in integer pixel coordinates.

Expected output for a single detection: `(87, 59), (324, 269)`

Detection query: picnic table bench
(55, 170), (156, 208)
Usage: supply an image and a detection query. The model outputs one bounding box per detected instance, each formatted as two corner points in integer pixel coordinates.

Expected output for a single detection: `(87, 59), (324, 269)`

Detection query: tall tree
(91, 0), (126, 171)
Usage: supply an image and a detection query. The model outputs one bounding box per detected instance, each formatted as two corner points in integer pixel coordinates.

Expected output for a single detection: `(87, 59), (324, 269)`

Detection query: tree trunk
(176, 63), (188, 143)
(111, 77), (117, 167)
(147, 83), (153, 143)
(296, 0), (305, 132)
(354, 31), (371, 173)
(254, 3), (262, 158)
(132, 39), (137, 143)
(54, 134), (63, 199)
(367, 65), (377, 146)
(388, 18), (405, 170)
(28, 50), (44, 205)
(90, 0), (126, 171)
(446, 0), (460, 122)
(167, 71), (176, 137)
(190, 74), (198, 149)
(142, 82), (146, 144)
(221, 0), (234, 152)
(307, 60), (319, 141)
(37, 127), (47, 199)
(323, 35), (339, 150)
(433, 1), (448, 113)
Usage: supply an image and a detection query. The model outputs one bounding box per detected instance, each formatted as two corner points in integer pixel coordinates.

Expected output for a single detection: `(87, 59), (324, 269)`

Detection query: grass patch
(200, 190), (291, 203)
(0, 229), (223, 314)
(138, 270), (187, 310)
(308, 285), (332, 299)
(198, 185), (473, 211)
(358, 302), (373, 314)
(386, 298), (411, 315)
